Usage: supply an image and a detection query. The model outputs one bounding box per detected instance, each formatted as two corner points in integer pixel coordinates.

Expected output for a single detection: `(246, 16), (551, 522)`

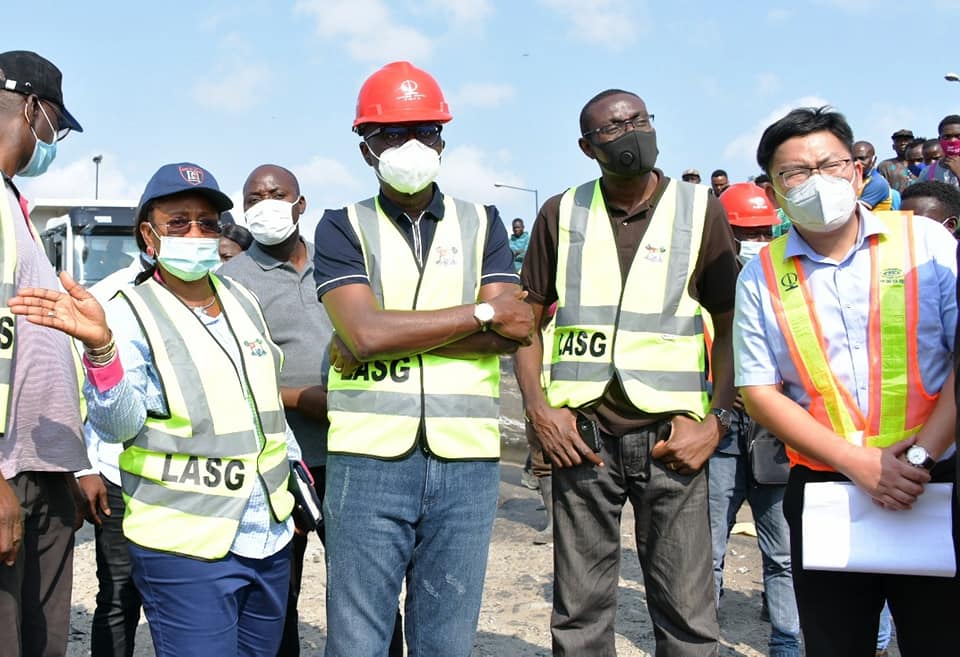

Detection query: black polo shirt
(313, 184), (520, 300)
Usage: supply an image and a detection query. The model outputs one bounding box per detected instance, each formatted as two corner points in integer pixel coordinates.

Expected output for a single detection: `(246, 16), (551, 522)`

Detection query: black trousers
(91, 478), (142, 657)
(783, 462), (960, 657)
(277, 466), (403, 657)
(0, 472), (76, 657)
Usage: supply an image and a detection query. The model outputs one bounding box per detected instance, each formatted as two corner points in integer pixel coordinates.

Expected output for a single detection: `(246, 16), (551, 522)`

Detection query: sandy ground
(65, 368), (901, 656)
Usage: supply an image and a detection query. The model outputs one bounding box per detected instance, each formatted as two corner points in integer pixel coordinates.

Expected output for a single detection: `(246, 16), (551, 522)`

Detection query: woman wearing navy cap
(9, 162), (301, 657)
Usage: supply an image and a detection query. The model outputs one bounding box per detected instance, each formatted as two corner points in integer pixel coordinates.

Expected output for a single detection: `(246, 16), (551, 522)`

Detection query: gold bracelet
(86, 337), (115, 357)
(85, 342), (117, 366)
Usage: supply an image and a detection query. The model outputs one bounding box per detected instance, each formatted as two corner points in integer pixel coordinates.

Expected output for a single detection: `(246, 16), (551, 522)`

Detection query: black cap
(0, 50), (82, 132)
(891, 129), (914, 140)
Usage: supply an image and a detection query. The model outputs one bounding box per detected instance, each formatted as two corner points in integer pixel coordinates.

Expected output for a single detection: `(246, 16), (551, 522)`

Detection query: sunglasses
(365, 124), (442, 148)
(154, 218), (223, 236)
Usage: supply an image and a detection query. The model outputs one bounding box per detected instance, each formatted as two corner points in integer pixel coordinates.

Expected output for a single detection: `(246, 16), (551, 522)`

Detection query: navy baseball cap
(0, 50), (83, 132)
(137, 162), (233, 213)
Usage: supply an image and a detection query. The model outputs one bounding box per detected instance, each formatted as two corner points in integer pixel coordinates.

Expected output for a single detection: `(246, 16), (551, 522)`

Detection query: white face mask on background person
(775, 174), (858, 233)
(371, 139), (441, 194)
(154, 233), (221, 281)
(245, 199), (298, 246)
(737, 240), (766, 265)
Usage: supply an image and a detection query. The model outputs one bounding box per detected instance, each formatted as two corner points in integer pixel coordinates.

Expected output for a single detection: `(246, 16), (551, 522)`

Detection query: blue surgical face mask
(17, 103), (58, 177)
(152, 228), (221, 282)
(908, 163), (924, 177)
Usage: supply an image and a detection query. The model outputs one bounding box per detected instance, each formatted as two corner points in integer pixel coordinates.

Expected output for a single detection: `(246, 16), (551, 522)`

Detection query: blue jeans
(877, 601), (892, 650)
(129, 543), (291, 657)
(323, 448), (499, 657)
(708, 426), (800, 657)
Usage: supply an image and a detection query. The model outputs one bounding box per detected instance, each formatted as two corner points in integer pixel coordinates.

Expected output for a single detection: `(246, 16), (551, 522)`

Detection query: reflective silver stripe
(260, 457), (290, 492)
(621, 368), (708, 393)
(662, 183), (695, 316)
(451, 199), (481, 304)
(331, 388), (499, 419)
(353, 198), (384, 304)
(617, 312), (703, 336)
(0, 357), (10, 381)
(256, 410), (286, 435)
(555, 304), (617, 326)
(549, 361), (615, 383)
(0, 283), (15, 302)
(133, 426), (259, 457)
(122, 471), (247, 519)
(562, 182), (597, 313)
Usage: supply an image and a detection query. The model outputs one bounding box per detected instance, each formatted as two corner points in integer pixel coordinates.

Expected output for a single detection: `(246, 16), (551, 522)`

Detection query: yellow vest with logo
(759, 211), (936, 471)
(117, 275), (293, 559)
(327, 196), (501, 460)
(547, 179), (710, 418)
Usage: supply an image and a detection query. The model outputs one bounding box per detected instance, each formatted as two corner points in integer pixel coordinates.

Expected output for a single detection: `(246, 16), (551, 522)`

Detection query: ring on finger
(47, 310), (55, 318)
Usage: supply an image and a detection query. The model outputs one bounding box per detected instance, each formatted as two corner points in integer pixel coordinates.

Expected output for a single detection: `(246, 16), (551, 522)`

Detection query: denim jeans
(552, 420), (719, 657)
(91, 478), (142, 657)
(708, 439), (801, 657)
(876, 601), (892, 650)
(323, 447), (499, 657)
(129, 543), (291, 657)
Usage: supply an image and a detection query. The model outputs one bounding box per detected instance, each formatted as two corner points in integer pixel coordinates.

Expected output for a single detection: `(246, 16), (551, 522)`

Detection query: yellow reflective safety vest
(0, 184), (19, 435)
(759, 211), (936, 472)
(117, 275), (294, 559)
(547, 179), (711, 418)
(327, 196), (501, 460)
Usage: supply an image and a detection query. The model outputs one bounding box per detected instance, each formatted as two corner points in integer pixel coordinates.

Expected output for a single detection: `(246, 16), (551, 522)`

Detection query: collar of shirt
(783, 205), (888, 265)
(248, 238), (312, 272)
(376, 183), (446, 226)
(598, 168), (670, 223)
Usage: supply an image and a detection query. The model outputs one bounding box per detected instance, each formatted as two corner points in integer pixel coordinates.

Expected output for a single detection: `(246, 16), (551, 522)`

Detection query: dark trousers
(0, 472), (76, 657)
(278, 466), (403, 657)
(551, 420), (719, 657)
(91, 478), (142, 657)
(784, 463), (960, 657)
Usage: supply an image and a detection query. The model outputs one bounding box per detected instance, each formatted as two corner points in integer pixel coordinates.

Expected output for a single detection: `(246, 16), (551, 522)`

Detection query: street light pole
(493, 183), (539, 221)
(92, 154), (103, 200)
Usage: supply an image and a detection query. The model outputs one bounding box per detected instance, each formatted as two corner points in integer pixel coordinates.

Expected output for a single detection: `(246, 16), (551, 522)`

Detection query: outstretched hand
(8, 271), (111, 348)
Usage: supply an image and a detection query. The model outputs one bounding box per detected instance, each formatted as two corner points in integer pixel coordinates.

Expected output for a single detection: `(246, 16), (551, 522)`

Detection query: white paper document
(802, 481), (956, 577)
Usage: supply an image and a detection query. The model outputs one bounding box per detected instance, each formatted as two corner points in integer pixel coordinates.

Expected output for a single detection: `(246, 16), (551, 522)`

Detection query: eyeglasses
(365, 124), (443, 148)
(582, 114), (655, 140)
(16, 93), (71, 142)
(777, 159), (852, 189)
(154, 218), (223, 236)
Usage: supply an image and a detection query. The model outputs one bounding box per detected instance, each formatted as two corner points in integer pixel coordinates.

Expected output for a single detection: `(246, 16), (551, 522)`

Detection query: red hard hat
(353, 61), (452, 128)
(718, 183), (780, 227)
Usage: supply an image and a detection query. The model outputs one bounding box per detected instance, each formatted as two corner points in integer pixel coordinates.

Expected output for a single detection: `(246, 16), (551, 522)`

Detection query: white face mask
(775, 174), (857, 234)
(737, 240), (766, 265)
(372, 139), (441, 194)
(154, 234), (221, 282)
(245, 199), (298, 246)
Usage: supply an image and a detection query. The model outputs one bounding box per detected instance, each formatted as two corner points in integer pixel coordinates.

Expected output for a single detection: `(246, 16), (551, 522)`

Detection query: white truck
(30, 199), (139, 287)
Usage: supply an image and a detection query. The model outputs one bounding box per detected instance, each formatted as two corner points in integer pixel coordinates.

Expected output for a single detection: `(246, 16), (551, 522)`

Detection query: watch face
(475, 303), (494, 322)
(906, 445), (927, 465)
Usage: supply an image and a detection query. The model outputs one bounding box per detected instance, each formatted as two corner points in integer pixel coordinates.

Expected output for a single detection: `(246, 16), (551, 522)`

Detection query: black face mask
(593, 130), (659, 177)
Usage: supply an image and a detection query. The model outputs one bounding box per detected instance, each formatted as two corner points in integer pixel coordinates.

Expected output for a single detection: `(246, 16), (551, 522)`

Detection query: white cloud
(436, 145), (536, 219)
(450, 82), (516, 109)
(191, 65), (269, 112)
(18, 153), (143, 204)
(539, 0), (650, 45)
(722, 96), (831, 164)
(425, 0), (493, 23)
(294, 0), (434, 63)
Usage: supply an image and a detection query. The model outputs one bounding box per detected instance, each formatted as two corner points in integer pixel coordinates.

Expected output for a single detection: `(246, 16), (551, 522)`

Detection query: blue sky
(9, 1), (960, 236)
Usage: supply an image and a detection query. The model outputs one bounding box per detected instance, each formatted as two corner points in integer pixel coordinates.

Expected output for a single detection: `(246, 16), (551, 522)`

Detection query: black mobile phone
(576, 413), (601, 453)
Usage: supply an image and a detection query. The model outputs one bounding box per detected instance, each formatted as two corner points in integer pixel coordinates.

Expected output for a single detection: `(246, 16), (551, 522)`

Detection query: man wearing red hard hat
(710, 182), (801, 657)
(313, 61), (534, 657)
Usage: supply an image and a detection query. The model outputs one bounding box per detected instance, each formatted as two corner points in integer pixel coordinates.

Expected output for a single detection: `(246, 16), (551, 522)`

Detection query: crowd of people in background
(2, 48), (959, 657)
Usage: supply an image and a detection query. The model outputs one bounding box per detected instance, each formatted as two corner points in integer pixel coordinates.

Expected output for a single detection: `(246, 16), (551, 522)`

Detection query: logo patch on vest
(780, 272), (798, 291)
(244, 339), (267, 357)
(880, 267), (904, 285)
(643, 243), (666, 263)
(433, 242), (460, 267)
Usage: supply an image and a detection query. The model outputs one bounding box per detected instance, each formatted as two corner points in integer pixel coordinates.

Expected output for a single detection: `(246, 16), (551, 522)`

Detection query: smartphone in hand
(576, 413), (602, 453)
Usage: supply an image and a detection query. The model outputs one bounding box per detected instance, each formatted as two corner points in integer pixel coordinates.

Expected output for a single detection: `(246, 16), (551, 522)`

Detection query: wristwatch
(473, 302), (495, 332)
(709, 408), (734, 434)
(906, 444), (936, 470)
